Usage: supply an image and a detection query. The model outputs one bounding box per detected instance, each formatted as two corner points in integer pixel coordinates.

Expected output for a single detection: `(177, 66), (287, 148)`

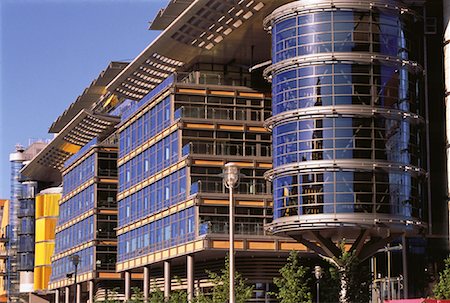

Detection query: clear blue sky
(0, 0), (162, 198)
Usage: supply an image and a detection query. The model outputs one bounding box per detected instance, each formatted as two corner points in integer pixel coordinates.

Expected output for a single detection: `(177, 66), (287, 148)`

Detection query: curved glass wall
(271, 10), (420, 64)
(273, 116), (423, 167)
(272, 63), (422, 116)
(266, 0), (425, 229)
(273, 170), (420, 219)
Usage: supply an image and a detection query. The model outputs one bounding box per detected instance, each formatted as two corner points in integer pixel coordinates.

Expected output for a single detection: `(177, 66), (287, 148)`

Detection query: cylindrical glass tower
(264, 0), (426, 237)
(8, 148), (26, 301)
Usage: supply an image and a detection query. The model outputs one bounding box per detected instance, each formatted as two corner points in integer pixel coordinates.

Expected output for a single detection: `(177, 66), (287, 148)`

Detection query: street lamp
(223, 163), (240, 303)
(70, 254), (80, 303)
(314, 265), (323, 303)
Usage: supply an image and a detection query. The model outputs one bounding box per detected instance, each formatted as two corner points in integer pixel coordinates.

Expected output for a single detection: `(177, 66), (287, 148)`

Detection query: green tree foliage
(195, 255), (253, 303)
(148, 284), (164, 303)
(326, 243), (372, 303)
(433, 255), (450, 299)
(129, 287), (144, 303)
(272, 251), (312, 303)
(319, 266), (340, 303)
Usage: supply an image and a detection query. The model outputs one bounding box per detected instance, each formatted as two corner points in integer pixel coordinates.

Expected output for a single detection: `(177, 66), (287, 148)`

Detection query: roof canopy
(21, 110), (120, 183)
(107, 0), (283, 101)
(49, 61), (127, 133)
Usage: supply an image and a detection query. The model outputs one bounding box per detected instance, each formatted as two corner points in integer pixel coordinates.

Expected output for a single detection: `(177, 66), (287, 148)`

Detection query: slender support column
(76, 283), (81, 303)
(402, 235), (408, 298)
(55, 289), (60, 303)
(89, 281), (94, 303)
(125, 271), (131, 301)
(143, 266), (150, 302)
(229, 185), (235, 303)
(65, 287), (70, 303)
(187, 255), (194, 302)
(164, 261), (171, 300)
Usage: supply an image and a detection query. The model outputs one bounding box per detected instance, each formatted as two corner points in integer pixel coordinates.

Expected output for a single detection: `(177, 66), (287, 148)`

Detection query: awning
(49, 61), (127, 133)
(21, 110), (120, 183)
(107, 0), (280, 101)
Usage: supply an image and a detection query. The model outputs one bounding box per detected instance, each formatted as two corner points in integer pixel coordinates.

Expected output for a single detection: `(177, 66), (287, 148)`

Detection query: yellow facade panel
(35, 242), (55, 266)
(34, 266), (52, 292)
(279, 242), (307, 251)
(34, 192), (60, 292)
(248, 241), (276, 250)
(60, 142), (81, 154)
(35, 219), (57, 242)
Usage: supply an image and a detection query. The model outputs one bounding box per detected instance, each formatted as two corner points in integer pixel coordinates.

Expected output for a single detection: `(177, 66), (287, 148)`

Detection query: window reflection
(273, 117), (422, 167)
(272, 11), (419, 63)
(272, 63), (421, 115)
(273, 170), (420, 219)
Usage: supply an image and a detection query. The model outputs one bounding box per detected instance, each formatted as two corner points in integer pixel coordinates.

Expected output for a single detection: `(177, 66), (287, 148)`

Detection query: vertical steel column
(445, 0), (450, 250)
(89, 281), (94, 303)
(402, 235), (408, 298)
(65, 287), (70, 303)
(164, 261), (171, 300)
(125, 271), (131, 301)
(143, 266), (150, 302)
(187, 255), (194, 302)
(229, 185), (235, 303)
(76, 283), (81, 303)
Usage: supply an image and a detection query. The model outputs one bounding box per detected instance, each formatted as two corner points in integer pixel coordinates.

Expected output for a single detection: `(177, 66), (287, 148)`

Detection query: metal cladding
(264, 0), (426, 236)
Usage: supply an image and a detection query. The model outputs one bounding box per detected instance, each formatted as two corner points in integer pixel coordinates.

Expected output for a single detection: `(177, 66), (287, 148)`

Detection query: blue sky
(0, 0), (162, 198)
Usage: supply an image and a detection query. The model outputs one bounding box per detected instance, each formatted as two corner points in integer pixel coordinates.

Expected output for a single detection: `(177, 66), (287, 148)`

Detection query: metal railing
(98, 168), (118, 177)
(176, 106), (270, 122)
(96, 231), (116, 239)
(182, 142), (271, 158)
(96, 263), (116, 271)
(97, 200), (117, 208)
(190, 180), (270, 195)
(372, 276), (403, 303)
(199, 221), (266, 236)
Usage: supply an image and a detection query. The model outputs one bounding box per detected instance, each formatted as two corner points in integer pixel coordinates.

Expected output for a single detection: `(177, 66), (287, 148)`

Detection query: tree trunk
(339, 269), (348, 303)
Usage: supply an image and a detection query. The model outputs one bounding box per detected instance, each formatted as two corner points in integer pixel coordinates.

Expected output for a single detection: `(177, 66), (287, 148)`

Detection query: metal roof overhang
(21, 110), (120, 183)
(49, 61), (128, 133)
(149, 0), (195, 30)
(107, 0), (287, 101)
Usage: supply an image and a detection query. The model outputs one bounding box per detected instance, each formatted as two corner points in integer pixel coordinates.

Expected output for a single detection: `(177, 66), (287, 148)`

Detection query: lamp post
(223, 163), (240, 303)
(70, 254), (80, 303)
(314, 265), (322, 303)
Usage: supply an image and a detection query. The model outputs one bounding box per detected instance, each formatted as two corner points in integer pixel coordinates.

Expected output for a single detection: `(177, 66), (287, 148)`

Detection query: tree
(148, 284), (164, 303)
(129, 287), (144, 303)
(323, 243), (372, 303)
(197, 255), (253, 303)
(272, 250), (312, 303)
(433, 255), (450, 299)
(96, 287), (121, 303)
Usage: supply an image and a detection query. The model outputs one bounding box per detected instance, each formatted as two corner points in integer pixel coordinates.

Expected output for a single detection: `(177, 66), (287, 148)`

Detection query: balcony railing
(182, 142), (271, 158)
(190, 180), (270, 196)
(96, 262), (116, 271)
(199, 221), (266, 236)
(97, 200), (117, 208)
(96, 231), (116, 239)
(98, 168), (118, 178)
(175, 106), (270, 122)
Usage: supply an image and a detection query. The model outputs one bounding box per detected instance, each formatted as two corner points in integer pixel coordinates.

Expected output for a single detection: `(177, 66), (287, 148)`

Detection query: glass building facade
(50, 144), (120, 301)
(264, 0), (426, 234)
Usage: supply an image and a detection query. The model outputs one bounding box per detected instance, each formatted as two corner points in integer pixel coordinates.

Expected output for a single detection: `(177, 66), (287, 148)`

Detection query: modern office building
(8, 142), (48, 302)
(103, 0), (448, 300)
(9, 0), (450, 301)
(34, 187), (61, 294)
(20, 62), (128, 303)
(0, 199), (8, 303)
(112, 72), (305, 302)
